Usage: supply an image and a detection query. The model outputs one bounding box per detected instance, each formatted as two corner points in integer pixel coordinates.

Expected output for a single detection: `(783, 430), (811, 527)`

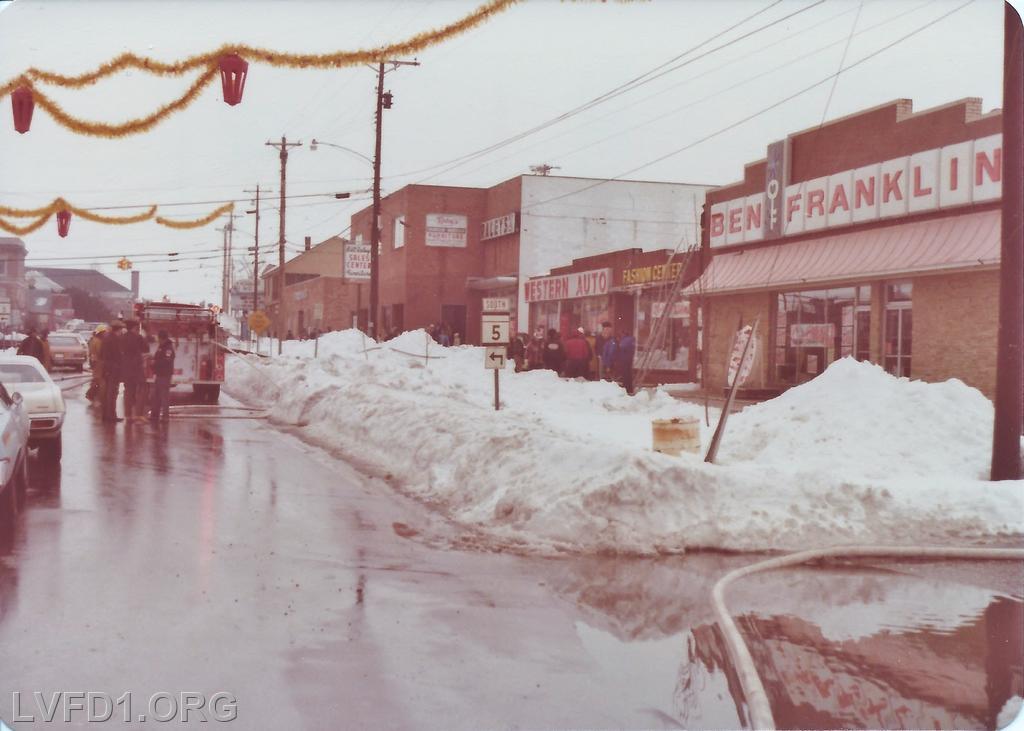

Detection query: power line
(517, 0), (976, 214)
(390, 0), (827, 183)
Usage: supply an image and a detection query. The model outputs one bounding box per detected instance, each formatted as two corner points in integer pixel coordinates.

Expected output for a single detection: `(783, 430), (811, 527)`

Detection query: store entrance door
(441, 304), (467, 343)
(613, 292), (635, 336)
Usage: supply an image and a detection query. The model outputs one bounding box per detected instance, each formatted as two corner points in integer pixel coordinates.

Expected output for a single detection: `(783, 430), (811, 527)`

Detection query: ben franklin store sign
(709, 133), (1003, 248)
(524, 268), (611, 303)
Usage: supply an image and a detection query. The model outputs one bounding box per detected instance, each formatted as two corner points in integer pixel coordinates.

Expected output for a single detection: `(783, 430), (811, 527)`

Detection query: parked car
(0, 356), (65, 461)
(47, 331), (89, 372)
(0, 380), (30, 515)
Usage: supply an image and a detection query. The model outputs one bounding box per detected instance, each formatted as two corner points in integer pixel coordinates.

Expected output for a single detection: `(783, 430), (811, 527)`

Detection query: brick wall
(912, 269), (999, 399)
(704, 291), (773, 392)
(283, 276), (362, 336)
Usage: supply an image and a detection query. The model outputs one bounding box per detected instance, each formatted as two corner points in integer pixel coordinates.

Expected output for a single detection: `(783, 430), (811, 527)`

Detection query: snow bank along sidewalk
(226, 329), (1023, 554)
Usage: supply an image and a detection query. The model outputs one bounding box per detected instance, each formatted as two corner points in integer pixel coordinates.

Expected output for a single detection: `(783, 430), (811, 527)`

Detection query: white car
(0, 380), (30, 516)
(0, 356), (65, 462)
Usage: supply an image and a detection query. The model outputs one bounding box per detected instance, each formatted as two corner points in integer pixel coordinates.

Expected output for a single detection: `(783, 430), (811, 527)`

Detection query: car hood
(4, 382), (64, 413)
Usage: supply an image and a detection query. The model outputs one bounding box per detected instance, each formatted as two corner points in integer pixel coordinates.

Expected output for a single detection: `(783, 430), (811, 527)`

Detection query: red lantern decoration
(11, 85), (34, 134)
(56, 209), (71, 238)
(218, 54), (248, 106)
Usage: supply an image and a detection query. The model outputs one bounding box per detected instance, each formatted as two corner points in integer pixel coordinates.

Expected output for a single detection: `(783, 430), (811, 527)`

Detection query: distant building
(260, 236), (354, 337)
(0, 237), (28, 330)
(24, 270), (75, 330)
(33, 267), (135, 320)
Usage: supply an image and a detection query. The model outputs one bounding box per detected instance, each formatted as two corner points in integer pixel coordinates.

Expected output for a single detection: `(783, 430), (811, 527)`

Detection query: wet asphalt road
(1, 381), (1020, 730)
(0, 383), (755, 730)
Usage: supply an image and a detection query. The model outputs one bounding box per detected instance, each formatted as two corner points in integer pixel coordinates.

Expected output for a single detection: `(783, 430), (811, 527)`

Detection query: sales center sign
(523, 268), (611, 303)
(709, 133), (1003, 247)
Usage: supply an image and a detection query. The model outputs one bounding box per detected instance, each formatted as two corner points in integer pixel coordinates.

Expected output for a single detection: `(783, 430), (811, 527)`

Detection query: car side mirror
(11, 392), (23, 406)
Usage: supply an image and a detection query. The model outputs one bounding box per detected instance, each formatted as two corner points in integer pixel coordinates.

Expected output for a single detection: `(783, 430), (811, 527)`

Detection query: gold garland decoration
(156, 202), (234, 229)
(0, 0), (518, 137)
(0, 198), (234, 236)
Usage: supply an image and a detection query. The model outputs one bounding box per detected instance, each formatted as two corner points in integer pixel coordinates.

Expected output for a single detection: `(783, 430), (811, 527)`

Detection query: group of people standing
(86, 320), (177, 423)
(508, 321), (636, 394)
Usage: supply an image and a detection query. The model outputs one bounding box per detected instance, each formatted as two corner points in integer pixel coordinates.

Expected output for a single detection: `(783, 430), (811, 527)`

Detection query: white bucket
(652, 417), (701, 456)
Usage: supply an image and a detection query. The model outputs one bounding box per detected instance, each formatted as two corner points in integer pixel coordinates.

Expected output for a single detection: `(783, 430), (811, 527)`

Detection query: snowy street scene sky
(0, 0), (1007, 303)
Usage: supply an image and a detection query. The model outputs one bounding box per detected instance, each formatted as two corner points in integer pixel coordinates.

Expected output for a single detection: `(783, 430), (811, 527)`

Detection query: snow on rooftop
(226, 330), (1023, 555)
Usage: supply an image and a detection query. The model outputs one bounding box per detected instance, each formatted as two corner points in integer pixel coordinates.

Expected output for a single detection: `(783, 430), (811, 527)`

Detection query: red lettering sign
(912, 166), (932, 197)
(854, 177), (875, 208)
(976, 148), (1002, 185)
(882, 170), (904, 202)
(786, 194), (802, 222)
(728, 207), (742, 233)
(950, 157), (959, 191)
(710, 212), (725, 237)
(806, 188), (825, 217)
(745, 202), (762, 231)
(829, 184), (850, 214)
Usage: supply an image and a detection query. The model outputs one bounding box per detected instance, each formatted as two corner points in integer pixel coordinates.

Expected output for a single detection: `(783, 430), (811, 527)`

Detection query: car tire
(38, 435), (62, 463)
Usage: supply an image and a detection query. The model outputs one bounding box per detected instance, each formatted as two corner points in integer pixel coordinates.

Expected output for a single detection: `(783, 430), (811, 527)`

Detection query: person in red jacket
(563, 327), (593, 379)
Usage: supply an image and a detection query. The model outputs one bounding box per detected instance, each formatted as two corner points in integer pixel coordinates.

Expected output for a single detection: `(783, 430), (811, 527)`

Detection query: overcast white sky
(0, 0), (1011, 304)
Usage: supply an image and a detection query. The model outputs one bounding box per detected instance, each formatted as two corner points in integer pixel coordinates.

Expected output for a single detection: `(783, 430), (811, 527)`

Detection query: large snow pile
(226, 330), (1023, 554)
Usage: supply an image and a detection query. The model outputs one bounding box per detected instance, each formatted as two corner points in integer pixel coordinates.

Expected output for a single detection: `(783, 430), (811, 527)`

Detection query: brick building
(689, 97), (1003, 398)
(349, 174), (710, 342)
(0, 237), (27, 330)
(525, 246), (703, 382)
(260, 236), (359, 337)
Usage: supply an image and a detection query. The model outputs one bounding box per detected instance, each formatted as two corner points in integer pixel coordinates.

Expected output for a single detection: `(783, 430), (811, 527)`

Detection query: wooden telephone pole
(265, 136), (302, 353)
(369, 58), (418, 340)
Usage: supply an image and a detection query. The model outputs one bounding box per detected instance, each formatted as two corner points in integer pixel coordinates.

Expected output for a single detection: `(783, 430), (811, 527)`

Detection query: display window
(636, 290), (692, 372)
(774, 285), (871, 384)
(884, 282), (912, 378)
(563, 296), (610, 337)
(532, 301), (560, 336)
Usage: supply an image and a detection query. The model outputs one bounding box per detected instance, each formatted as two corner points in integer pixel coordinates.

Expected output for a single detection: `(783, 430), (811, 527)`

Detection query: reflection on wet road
(0, 387), (1020, 729)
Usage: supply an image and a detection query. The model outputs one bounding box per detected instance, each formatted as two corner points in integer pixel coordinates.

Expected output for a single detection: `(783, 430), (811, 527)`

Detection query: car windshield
(0, 364), (46, 383)
(50, 336), (81, 347)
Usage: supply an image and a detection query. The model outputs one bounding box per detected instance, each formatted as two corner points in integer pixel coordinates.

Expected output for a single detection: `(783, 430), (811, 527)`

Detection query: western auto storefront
(692, 98), (1003, 398)
(525, 247), (704, 382)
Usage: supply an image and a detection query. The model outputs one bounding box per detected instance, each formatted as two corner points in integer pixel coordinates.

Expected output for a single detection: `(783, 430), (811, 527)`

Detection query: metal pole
(494, 369), (499, 411)
(370, 62), (385, 341)
(278, 138), (287, 354)
(253, 185), (260, 313)
(992, 3), (1023, 481)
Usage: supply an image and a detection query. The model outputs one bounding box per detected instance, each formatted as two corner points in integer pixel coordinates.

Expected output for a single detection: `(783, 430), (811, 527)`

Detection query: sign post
(705, 318), (758, 464)
(482, 310), (510, 411)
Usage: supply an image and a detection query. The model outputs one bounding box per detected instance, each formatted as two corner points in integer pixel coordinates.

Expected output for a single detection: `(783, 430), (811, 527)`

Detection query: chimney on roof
(304, 236), (311, 251)
(131, 271), (140, 300)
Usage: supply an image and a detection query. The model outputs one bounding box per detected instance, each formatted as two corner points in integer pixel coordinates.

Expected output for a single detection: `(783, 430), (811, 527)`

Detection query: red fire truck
(135, 302), (226, 403)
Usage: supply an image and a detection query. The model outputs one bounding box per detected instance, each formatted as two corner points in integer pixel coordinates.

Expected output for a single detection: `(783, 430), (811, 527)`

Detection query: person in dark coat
(542, 328), (565, 374)
(149, 330), (175, 421)
(595, 321), (614, 379)
(101, 321), (126, 422)
(563, 327), (593, 379)
(16, 329), (45, 362)
(616, 329), (637, 395)
(508, 333), (527, 372)
(121, 320), (148, 421)
(601, 333), (618, 381)
(525, 328), (545, 371)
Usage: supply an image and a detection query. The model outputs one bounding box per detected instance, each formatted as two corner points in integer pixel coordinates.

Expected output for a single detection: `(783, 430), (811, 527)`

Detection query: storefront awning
(689, 209), (1000, 295)
(466, 276), (518, 291)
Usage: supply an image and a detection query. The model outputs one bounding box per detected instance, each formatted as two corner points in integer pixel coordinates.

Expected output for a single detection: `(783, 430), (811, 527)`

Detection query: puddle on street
(561, 555), (1023, 729)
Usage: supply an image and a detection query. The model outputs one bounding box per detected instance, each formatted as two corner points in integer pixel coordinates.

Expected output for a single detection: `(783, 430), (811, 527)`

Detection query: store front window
(775, 285), (871, 384)
(532, 301), (560, 336)
(636, 291), (692, 372)
(564, 296), (610, 337)
(884, 282), (912, 378)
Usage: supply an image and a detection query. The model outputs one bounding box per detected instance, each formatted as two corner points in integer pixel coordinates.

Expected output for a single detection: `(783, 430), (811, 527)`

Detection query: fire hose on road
(711, 544), (1024, 730)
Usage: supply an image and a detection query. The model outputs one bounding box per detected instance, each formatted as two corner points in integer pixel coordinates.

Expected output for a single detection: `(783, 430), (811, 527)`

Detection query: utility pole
(991, 3), (1023, 480)
(216, 212), (237, 314)
(265, 136), (302, 353)
(244, 185), (270, 315)
(370, 58), (418, 340)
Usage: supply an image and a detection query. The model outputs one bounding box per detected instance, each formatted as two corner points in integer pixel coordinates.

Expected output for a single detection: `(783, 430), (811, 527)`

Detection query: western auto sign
(709, 133), (1003, 247)
(523, 268), (611, 303)
(426, 213), (468, 247)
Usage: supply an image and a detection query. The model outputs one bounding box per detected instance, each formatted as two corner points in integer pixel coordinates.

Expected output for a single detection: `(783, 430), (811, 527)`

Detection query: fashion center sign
(709, 133), (1003, 248)
(523, 268), (611, 303)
